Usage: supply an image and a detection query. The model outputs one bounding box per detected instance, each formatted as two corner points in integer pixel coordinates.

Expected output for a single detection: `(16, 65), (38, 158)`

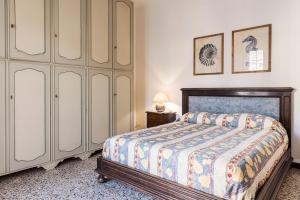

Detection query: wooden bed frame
(96, 87), (293, 200)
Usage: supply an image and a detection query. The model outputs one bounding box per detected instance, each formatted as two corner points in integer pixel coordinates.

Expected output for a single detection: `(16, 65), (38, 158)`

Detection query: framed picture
(193, 33), (224, 75)
(232, 24), (272, 74)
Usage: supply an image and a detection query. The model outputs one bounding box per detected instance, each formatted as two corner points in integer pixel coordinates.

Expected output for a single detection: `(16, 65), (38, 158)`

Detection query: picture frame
(193, 33), (224, 75)
(232, 24), (272, 74)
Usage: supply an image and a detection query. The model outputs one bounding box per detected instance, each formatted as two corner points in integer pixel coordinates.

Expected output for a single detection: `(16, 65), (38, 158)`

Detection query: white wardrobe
(0, 0), (134, 175)
(0, 0), (7, 175)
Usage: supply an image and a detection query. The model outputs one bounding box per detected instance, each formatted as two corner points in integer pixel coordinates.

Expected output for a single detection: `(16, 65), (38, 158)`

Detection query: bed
(96, 87), (293, 200)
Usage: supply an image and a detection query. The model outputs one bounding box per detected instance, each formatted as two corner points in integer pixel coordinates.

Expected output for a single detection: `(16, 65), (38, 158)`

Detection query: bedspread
(103, 113), (288, 200)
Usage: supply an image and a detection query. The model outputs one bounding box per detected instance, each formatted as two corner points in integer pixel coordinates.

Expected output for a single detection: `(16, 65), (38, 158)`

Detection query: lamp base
(155, 104), (165, 112)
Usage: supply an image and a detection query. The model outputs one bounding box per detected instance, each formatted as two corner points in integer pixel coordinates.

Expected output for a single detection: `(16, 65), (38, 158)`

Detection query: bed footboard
(96, 155), (222, 200)
(95, 150), (292, 200)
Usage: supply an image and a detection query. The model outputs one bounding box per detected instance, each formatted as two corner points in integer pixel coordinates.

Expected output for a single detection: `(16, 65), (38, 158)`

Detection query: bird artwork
(242, 35), (258, 67)
(199, 43), (218, 66)
(242, 35), (258, 53)
(232, 24), (271, 73)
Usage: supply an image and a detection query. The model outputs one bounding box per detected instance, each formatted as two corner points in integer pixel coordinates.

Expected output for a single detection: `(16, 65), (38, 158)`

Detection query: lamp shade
(153, 92), (168, 103)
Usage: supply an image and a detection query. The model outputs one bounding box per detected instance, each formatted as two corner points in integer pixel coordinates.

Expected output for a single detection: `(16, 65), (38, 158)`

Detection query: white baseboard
(293, 158), (300, 164)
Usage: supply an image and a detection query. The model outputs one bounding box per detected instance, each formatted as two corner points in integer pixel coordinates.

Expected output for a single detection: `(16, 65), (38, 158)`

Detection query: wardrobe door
(54, 66), (85, 160)
(54, 0), (86, 65)
(9, 62), (50, 172)
(0, 0), (6, 58)
(0, 61), (5, 174)
(113, 0), (133, 71)
(9, 0), (50, 62)
(87, 0), (112, 68)
(114, 71), (133, 135)
(88, 69), (112, 151)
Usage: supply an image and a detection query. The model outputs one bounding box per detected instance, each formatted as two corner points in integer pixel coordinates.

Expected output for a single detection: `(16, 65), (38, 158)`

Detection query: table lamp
(153, 92), (168, 112)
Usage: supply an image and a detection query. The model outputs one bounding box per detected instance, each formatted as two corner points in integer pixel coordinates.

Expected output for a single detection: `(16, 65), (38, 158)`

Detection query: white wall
(133, 0), (300, 162)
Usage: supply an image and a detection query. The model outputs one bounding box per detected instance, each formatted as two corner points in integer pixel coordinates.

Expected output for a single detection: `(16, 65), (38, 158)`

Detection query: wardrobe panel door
(54, 66), (85, 160)
(114, 71), (133, 135)
(9, 62), (50, 172)
(0, 0), (5, 59)
(54, 0), (85, 65)
(88, 69), (112, 151)
(0, 61), (5, 174)
(88, 0), (112, 68)
(9, 0), (50, 62)
(113, 0), (133, 70)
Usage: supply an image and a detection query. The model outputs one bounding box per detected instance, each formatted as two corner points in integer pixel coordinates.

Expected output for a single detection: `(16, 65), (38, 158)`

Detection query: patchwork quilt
(103, 113), (288, 200)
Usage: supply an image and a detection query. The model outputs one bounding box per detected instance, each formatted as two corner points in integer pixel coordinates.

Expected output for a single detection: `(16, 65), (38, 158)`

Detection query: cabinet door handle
(54, 34), (58, 38)
(114, 93), (117, 96)
(114, 46), (117, 49)
(55, 94), (58, 98)
(10, 95), (13, 100)
(10, 24), (15, 28)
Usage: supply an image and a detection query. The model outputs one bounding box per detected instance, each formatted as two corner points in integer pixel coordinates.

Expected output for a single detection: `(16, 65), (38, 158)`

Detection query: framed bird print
(193, 33), (224, 75)
(232, 24), (272, 73)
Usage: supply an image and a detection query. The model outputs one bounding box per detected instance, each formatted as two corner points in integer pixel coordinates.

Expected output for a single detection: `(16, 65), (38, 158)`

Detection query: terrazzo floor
(0, 154), (299, 200)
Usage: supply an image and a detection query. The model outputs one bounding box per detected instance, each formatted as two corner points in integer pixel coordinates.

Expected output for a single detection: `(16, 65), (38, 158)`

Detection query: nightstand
(146, 111), (176, 128)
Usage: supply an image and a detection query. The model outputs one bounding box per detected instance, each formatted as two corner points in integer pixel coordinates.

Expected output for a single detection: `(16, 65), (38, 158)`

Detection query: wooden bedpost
(96, 155), (109, 183)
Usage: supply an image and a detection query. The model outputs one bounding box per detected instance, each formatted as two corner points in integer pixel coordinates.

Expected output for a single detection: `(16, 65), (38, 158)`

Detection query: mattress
(103, 113), (288, 200)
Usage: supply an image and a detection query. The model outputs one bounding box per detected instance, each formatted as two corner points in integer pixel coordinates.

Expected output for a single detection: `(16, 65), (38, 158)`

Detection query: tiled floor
(277, 167), (300, 200)
(0, 154), (299, 200)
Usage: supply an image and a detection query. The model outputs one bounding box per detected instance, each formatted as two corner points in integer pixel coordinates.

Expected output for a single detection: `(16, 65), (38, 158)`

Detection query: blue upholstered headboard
(189, 96), (280, 120)
(181, 88), (293, 147)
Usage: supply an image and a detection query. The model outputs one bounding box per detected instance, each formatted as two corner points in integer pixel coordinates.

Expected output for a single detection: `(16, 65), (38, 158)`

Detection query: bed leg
(98, 174), (108, 183)
(96, 156), (110, 183)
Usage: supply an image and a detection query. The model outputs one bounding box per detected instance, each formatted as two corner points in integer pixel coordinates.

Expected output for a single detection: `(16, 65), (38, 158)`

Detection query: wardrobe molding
(0, 0), (6, 58)
(0, 0), (134, 176)
(88, 68), (112, 151)
(0, 61), (6, 175)
(8, 0), (51, 62)
(87, 0), (112, 68)
(113, 0), (134, 71)
(9, 62), (51, 172)
(53, 0), (86, 65)
(54, 66), (86, 161)
(114, 70), (134, 135)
